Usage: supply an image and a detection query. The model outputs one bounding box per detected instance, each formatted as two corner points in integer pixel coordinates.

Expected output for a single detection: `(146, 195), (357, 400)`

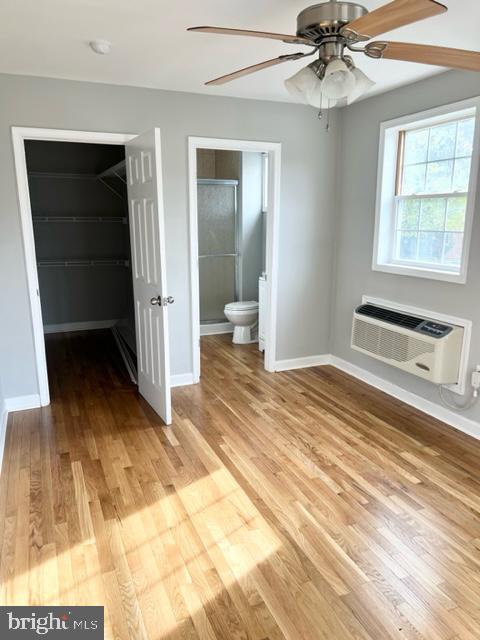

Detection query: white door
(126, 129), (172, 424)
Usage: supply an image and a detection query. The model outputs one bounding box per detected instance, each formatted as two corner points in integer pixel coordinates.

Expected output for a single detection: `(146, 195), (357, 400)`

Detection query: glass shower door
(197, 179), (238, 323)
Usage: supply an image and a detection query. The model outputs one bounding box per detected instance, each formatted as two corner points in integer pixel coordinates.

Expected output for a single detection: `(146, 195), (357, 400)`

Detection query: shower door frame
(197, 177), (240, 323)
(188, 137), (281, 380)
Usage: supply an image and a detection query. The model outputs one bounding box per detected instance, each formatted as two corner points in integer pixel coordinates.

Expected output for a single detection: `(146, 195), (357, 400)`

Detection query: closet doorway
(13, 128), (172, 424)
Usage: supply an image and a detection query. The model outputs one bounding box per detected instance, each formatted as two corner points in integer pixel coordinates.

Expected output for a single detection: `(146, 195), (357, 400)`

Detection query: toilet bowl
(224, 301), (259, 344)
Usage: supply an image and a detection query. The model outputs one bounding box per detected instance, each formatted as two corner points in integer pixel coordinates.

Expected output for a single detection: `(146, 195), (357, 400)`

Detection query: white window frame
(373, 97), (480, 284)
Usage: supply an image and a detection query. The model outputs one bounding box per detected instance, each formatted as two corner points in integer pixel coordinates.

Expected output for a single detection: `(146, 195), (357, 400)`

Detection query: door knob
(150, 295), (174, 306)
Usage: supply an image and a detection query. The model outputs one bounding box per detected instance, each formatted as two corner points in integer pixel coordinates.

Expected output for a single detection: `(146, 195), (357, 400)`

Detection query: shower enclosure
(197, 178), (239, 324)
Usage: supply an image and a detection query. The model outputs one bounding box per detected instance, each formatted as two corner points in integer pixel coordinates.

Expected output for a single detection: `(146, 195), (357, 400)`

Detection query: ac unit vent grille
(352, 318), (434, 362)
(356, 304), (424, 330)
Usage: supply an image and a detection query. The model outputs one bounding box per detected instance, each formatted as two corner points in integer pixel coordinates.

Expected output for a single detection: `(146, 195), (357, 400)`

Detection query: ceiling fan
(188, 0), (480, 109)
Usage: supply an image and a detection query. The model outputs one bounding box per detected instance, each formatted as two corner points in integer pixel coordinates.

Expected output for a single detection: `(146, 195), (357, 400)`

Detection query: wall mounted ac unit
(351, 304), (464, 385)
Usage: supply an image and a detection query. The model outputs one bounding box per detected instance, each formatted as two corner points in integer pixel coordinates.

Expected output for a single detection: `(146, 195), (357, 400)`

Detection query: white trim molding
(187, 136), (282, 383)
(372, 96), (480, 284)
(12, 127), (136, 407)
(0, 400), (7, 477)
(171, 373), (197, 388)
(274, 355), (332, 371)
(200, 322), (233, 336)
(5, 395), (41, 412)
(44, 319), (120, 334)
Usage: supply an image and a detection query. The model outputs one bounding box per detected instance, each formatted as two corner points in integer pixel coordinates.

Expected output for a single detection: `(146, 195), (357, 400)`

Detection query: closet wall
(25, 141), (133, 329)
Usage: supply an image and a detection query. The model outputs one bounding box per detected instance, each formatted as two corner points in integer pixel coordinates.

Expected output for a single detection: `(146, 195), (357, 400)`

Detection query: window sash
(393, 193), (466, 270)
(395, 117), (474, 197)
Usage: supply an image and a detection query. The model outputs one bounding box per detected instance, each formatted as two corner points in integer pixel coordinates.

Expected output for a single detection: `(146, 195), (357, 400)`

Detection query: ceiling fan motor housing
(296, 1), (368, 42)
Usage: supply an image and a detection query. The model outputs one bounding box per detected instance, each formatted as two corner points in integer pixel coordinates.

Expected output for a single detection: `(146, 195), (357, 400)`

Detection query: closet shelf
(28, 171), (98, 180)
(33, 215), (127, 223)
(37, 258), (130, 268)
(98, 160), (126, 181)
(28, 159), (127, 201)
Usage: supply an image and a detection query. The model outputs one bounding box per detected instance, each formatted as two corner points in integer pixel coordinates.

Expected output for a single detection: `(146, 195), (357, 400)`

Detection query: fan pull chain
(317, 95), (332, 132)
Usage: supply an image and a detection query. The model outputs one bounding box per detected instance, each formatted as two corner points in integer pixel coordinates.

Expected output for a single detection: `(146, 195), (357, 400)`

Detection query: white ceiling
(0, 0), (478, 104)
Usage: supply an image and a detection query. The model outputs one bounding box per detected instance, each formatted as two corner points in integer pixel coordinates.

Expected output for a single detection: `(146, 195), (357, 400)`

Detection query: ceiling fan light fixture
(346, 67), (376, 104)
(321, 58), (356, 100)
(284, 65), (319, 101)
(306, 83), (338, 110)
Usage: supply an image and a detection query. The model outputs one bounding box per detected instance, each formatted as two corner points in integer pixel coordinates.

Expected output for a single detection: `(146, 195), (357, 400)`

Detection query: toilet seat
(224, 301), (259, 312)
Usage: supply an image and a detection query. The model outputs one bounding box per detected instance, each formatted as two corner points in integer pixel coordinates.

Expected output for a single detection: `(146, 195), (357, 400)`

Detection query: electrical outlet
(471, 367), (480, 390)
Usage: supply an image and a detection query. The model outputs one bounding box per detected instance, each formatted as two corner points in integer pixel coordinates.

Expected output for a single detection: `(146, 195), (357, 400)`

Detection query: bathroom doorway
(188, 137), (281, 380)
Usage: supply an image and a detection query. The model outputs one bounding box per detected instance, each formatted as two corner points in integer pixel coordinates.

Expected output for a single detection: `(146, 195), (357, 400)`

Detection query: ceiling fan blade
(366, 41), (480, 71)
(341, 0), (447, 41)
(205, 53), (307, 86)
(188, 26), (314, 46)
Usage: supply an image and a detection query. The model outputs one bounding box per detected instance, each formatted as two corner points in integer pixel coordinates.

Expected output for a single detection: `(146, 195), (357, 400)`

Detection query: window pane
(404, 128), (429, 165)
(456, 118), (475, 157)
(419, 198), (446, 231)
(396, 231), (418, 260)
(446, 197), (467, 232)
(428, 122), (457, 161)
(402, 163), (426, 195)
(397, 199), (420, 229)
(452, 157), (471, 192)
(418, 232), (444, 263)
(425, 160), (453, 193)
(443, 233), (464, 266)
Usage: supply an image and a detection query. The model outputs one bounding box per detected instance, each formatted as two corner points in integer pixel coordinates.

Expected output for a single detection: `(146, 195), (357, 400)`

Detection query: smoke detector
(89, 40), (112, 55)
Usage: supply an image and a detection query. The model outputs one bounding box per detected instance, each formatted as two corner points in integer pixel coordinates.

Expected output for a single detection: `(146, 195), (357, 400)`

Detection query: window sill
(372, 261), (466, 284)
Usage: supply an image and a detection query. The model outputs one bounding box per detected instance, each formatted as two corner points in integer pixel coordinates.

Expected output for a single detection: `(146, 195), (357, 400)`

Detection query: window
(373, 98), (480, 283)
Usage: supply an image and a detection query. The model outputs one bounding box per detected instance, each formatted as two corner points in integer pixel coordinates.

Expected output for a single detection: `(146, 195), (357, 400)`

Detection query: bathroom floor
(1, 330), (480, 639)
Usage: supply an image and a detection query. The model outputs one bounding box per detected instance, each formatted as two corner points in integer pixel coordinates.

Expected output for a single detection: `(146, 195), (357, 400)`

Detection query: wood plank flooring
(1, 330), (480, 639)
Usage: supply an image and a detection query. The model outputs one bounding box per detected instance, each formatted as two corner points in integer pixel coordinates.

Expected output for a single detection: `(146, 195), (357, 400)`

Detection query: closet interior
(25, 140), (137, 383)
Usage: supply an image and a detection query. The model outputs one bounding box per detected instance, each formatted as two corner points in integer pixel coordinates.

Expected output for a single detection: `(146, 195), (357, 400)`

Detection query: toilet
(224, 301), (259, 344)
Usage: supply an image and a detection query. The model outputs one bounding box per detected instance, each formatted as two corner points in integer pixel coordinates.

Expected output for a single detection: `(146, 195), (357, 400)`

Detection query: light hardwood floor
(1, 330), (480, 639)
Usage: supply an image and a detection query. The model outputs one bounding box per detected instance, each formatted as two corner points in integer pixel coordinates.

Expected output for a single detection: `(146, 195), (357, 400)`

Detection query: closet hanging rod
(33, 215), (127, 223)
(37, 258), (130, 268)
(28, 171), (98, 180)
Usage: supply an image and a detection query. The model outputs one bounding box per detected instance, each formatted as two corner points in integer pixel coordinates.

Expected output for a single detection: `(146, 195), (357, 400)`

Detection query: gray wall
(333, 69), (480, 422)
(240, 152), (264, 301)
(0, 73), (338, 400)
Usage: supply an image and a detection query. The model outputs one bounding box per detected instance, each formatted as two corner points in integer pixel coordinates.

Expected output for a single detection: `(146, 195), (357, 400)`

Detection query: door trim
(12, 127), (136, 406)
(187, 137), (282, 380)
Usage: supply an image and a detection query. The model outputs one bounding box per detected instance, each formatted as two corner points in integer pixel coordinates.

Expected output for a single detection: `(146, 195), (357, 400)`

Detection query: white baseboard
(0, 400), (7, 477)
(171, 373), (198, 388)
(5, 394), (41, 412)
(200, 322), (233, 336)
(274, 355), (332, 372)
(44, 319), (119, 334)
(273, 353), (480, 441)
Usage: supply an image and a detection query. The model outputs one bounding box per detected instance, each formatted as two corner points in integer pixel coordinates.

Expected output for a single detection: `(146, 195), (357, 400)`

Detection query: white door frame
(12, 127), (136, 406)
(188, 137), (281, 380)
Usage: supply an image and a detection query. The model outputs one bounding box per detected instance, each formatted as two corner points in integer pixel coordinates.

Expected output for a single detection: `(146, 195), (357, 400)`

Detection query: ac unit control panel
(416, 321), (453, 338)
